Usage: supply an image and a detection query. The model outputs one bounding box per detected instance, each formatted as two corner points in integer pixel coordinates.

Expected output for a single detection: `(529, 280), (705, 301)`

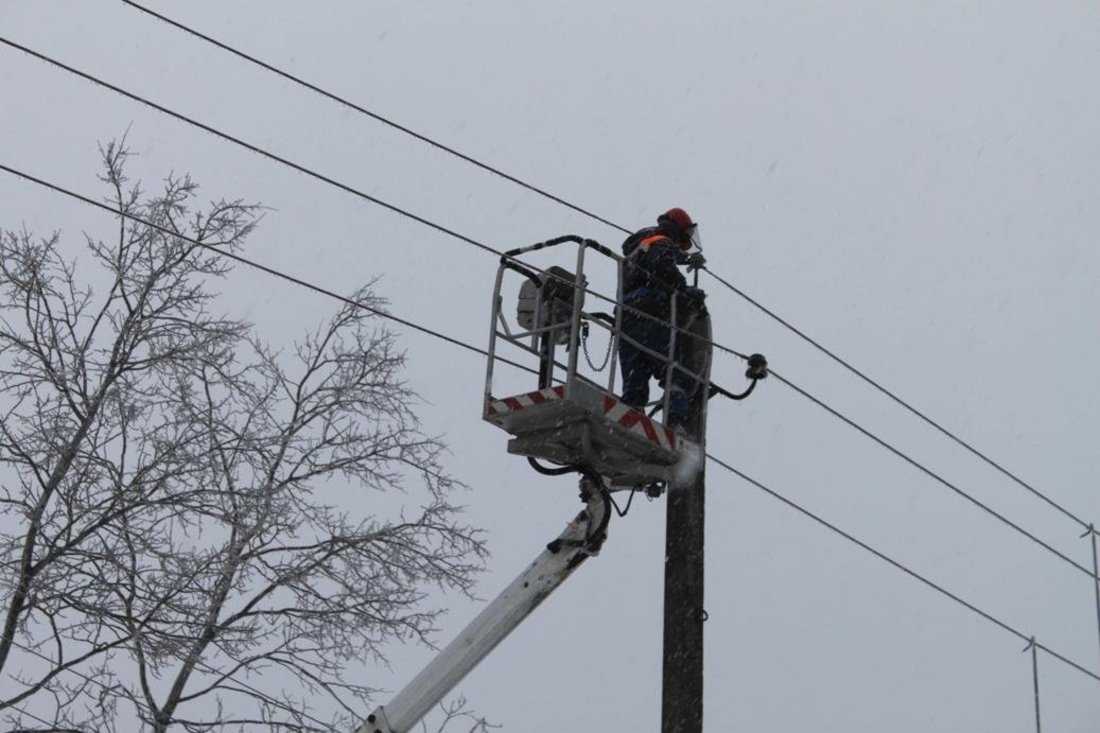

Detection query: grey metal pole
(661, 311), (711, 733)
(1029, 639), (1042, 733)
(1089, 526), (1100, 666)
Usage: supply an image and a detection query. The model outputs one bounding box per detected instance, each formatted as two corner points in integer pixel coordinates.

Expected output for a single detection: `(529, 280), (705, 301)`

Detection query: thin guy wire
(0, 36), (750, 367)
(99, 8), (1090, 534)
(1090, 526), (1100, 667)
(5, 701), (75, 731)
(704, 452), (1100, 685)
(5, 638), (333, 731)
(1031, 640), (1043, 733)
(121, 0), (633, 236)
(701, 266), (1091, 531)
(0, 162), (538, 380)
(768, 367), (1096, 580)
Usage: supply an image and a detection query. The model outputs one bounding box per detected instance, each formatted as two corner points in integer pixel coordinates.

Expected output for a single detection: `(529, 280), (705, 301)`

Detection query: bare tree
(0, 143), (490, 731)
(418, 697), (500, 733)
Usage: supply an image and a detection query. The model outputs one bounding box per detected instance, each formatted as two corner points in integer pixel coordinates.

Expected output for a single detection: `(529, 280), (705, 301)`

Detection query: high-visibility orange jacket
(621, 226), (688, 309)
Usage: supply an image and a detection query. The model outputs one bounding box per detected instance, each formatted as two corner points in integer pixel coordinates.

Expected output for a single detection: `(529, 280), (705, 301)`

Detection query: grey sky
(2, 1), (1099, 730)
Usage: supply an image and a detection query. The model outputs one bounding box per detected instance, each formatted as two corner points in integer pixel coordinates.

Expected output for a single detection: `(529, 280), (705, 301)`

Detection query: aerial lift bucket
(482, 236), (705, 489)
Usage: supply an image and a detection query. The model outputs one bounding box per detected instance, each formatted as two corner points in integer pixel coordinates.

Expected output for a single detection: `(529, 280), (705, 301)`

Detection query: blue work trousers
(618, 308), (693, 424)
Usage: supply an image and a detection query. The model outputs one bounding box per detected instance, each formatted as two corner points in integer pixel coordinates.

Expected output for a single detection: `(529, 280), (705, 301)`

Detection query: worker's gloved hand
(685, 252), (707, 272)
(681, 286), (707, 309)
(682, 281), (708, 299)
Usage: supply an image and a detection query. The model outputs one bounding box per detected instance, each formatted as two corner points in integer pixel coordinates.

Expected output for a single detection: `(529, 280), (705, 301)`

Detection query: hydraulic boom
(355, 479), (611, 733)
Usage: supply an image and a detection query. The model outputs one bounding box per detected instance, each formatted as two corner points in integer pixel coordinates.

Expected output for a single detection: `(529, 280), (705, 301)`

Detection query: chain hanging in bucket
(581, 322), (613, 372)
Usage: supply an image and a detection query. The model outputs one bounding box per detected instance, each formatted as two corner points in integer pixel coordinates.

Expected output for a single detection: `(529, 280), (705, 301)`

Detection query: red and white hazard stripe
(485, 386), (566, 417)
(602, 395), (679, 451)
(486, 387), (682, 452)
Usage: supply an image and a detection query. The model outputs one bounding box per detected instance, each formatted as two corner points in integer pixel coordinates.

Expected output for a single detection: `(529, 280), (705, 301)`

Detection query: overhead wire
(5, 121), (1100, 724)
(6, 160), (1099, 682)
(0, 159), (744, 426)
(701, 268), (1093, 532)
(120, 0), (632, 236)
(0, 38), (499, 256)
(4, 637), (335, 731)
(767, 367), (1095, 579)
(3, 699), (81, 732)
(0, 161), (750, 410)
(0, 36), (751, 368)
(5, 30), (1100, 688)
(2, 159), (754, 519)
(0, 36), (1093, 580)
(704, 452), (1100, 685)
(0, 162), (537, 379)
(110, 5), (1092, 535)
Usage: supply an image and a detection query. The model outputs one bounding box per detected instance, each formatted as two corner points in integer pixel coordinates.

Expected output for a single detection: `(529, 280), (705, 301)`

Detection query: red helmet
(659, 207), (694, 231)
(657, 207), (700, 250)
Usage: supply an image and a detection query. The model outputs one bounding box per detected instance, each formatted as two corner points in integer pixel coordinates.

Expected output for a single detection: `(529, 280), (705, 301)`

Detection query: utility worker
(618, 207), (707, 430)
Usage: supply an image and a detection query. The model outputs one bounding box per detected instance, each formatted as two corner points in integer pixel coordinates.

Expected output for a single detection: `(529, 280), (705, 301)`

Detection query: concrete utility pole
(662, 311), (711, 733)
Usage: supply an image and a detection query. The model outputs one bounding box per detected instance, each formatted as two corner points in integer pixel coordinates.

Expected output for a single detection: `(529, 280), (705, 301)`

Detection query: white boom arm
(355, 485), (610, 733)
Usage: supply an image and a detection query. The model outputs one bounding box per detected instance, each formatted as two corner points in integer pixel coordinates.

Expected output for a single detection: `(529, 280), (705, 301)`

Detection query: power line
(768, 367), (1095, 580)
(704, 451), (1100, 685)
(102, 9), (1091, 537)
(121, 0), (632, 236)
(4, 148), (1092, 583)
(0, 159), (740, 412)
(6, 29), (1091, 714)
(700, 268), (1092, 532)
(4, 32), (1095, 591)
(0, 162), (747, 404)
(5, 160), (1099, 721)
(0, 36), (750, 368)
(4, 699), (84, 732)
(0, 38), (500, 256)
(5, 637), (334, 731)
(0, 162), (535, 379)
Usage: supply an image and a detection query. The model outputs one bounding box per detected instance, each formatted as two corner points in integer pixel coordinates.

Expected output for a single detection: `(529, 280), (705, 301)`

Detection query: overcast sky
(2, 1), (1099, 731)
